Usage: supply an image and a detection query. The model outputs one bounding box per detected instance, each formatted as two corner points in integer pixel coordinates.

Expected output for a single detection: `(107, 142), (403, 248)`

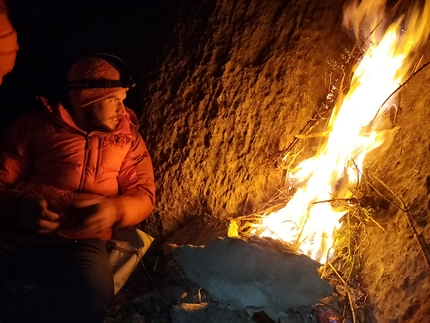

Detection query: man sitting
(0, 55), (156, 323)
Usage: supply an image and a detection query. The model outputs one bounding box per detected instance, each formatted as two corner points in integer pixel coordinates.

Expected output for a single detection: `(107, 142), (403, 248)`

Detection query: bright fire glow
(253, 0), (430, 263)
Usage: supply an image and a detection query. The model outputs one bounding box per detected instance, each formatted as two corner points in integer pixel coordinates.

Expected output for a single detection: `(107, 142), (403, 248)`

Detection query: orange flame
(252, 0), (430, 263)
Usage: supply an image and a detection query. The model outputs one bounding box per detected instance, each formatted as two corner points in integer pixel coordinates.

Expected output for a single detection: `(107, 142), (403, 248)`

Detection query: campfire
(132, 0), (430, 321)
(230, 0), (430, 264)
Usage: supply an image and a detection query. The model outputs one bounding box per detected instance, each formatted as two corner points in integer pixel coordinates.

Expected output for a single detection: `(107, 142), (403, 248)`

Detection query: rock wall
(141, 0), (350, 234)
(358, 46), (430, 323)
(139, 0), (430, 322)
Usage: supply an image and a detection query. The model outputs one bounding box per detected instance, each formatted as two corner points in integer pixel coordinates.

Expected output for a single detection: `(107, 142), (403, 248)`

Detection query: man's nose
(116, 102), (125, 115)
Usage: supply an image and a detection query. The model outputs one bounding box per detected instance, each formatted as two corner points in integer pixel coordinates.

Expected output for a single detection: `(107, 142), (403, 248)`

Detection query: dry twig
(367, 172), (430, 269)
(373, 59), (430, 121)
(328, 262), (356, 323)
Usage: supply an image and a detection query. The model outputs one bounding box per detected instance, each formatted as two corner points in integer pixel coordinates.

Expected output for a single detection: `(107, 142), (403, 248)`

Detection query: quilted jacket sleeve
(114, 132), (155, 228)
(0, 116), (74, 224)
(0, 116), (34, 218)
(0, 116), (99, 224)
(0, 0), (18, 85)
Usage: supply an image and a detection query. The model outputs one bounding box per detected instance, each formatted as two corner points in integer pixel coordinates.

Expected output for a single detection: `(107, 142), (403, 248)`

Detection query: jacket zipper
(95, 137), (102, 178)
(78, 137), (91, 191)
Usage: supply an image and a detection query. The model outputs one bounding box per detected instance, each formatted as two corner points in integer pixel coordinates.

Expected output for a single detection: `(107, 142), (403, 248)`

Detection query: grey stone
(173, 237), (333, 313)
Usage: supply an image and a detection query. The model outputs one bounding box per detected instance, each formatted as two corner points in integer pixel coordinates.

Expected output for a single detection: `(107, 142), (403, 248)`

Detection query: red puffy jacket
(0, 97), (155, 241)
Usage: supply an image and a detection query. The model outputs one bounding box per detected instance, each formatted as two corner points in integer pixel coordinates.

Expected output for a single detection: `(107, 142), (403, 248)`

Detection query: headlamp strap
(68, 79), (135, 89)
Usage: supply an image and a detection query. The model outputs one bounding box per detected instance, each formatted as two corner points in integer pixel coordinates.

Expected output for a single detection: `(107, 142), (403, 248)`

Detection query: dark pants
(0, 231), (114, 323)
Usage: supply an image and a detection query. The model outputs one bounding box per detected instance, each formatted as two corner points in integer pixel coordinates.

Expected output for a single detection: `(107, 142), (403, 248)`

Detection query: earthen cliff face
(141, 0), (350, 233)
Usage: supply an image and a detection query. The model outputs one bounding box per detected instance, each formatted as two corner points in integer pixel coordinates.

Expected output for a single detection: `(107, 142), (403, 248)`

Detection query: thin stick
(242, 193), (249, 215)
(367, 173), (430, 269)
(377, 147), (403, 177)
(350, 159), (407, 212)
(347, 160), (384, 231)
(373, 60), (430, 120)
(313, 198), (359, 205)
(328, 262), (356, 323)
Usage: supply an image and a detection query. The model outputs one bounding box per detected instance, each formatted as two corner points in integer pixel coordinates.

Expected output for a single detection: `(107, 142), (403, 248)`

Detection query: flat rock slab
(173, 237), (333, 313)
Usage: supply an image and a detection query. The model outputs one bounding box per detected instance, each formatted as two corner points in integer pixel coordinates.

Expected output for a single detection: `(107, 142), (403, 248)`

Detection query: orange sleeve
(0, 116), (33, 223)
(0, 0), (8, 14)
(0, 13), (17, 50)
(0, 116), (76, 219)
(0, 117), (33, 190)
(114, 133), (156, 228)
(0, 2), (18, 84)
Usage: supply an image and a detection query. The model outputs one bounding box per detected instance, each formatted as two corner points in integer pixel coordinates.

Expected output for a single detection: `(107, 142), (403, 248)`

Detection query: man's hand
(64, 197), (119, 235)
(17, 197), (62, 235)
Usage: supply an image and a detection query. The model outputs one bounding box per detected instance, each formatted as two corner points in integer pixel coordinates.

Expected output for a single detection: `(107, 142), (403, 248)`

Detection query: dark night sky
(0, 0), (179, 131)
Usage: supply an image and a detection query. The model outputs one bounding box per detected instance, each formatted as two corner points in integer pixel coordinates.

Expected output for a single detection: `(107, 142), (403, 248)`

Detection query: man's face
(84, 89), (127, 132)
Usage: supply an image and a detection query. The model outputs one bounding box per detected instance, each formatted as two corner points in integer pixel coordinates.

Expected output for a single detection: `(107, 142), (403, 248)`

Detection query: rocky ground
(105, 218), (369, 323)
(105, 235), (338, 323)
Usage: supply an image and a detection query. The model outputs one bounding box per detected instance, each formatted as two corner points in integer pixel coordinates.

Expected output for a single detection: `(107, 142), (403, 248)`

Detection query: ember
(237, 0), (430, 263)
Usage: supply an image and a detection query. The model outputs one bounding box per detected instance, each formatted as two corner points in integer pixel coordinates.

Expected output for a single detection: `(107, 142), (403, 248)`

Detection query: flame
(252, 0), (430, 263)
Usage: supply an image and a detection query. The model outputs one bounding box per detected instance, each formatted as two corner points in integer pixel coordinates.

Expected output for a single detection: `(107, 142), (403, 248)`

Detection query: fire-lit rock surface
(358, 65), (430, 323)
(140, 0), (351, 235)
(140, 0), (430, 322)
(173, 237), (332, 315)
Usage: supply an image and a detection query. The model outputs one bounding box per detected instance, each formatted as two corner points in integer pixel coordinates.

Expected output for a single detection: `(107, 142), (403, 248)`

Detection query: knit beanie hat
(68, 57), (126, 107)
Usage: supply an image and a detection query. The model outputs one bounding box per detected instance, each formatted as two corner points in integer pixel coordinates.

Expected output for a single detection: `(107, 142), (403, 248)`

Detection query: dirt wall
(141, 0), (350, 234)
